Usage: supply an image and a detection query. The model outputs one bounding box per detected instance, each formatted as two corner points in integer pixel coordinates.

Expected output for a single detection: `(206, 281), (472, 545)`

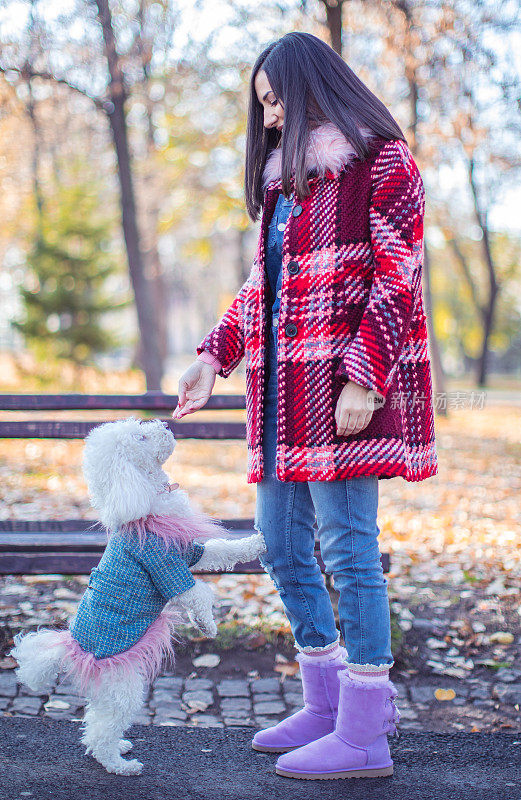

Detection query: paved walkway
(1, 718), (519, 800)
(1, 668), (513, 732)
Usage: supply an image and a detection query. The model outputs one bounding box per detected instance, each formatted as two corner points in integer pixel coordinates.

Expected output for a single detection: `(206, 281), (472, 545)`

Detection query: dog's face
(129, 418), (176, 469)
(82, 417), (178, 526)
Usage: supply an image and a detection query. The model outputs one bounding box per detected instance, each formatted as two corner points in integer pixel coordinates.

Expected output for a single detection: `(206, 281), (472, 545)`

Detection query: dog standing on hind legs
(10, 416), (266, 775)
(80, 668), (147, 775)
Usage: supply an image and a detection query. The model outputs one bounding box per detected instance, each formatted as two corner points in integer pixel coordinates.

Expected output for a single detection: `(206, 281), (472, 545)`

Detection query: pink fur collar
(262, 122), (376, 191)
(119, 511), (223, 551)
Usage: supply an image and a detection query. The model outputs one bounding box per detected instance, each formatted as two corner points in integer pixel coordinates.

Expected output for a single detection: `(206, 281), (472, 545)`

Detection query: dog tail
(10, 629), (69, 693)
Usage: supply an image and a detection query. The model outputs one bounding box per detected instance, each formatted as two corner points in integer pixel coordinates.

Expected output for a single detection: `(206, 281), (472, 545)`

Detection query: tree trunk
(468, 158), (499, 388)
(26, 84), (45, 235)
(477, 293), (498, 387)
(423, 242), (446, 414)
(24, 4), (45, 235)
(238, 228), (250, 284)
(95, 0), (163, 389)
(136, 3), (169, 366)
(321, 0), (344, 56)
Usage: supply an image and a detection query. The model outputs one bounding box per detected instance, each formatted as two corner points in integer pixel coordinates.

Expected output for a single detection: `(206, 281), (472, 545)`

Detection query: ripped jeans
(254, 326), (394, 670)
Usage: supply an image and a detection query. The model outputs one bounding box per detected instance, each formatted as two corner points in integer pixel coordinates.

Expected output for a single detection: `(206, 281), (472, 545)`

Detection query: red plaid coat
(197, 132), (438, 484)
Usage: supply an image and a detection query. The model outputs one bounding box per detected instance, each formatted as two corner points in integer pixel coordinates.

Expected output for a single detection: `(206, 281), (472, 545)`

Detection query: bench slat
(0, 518), (390, 574)
(0, 393), (246, 411)
(0, 518), (255, 532)
(0, 553), (272, 575)
(0, 553), (393, 576)
(0, 546), (388, 574)
(0, 421), (246, 439)
(0, 531), (257, 550)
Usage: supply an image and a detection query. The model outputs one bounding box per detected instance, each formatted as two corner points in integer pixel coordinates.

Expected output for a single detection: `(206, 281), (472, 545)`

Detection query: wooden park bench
(0, 393), (390, 580)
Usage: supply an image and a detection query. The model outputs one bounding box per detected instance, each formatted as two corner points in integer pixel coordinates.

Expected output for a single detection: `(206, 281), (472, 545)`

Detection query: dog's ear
(100, 457), (156, 530)
(82, 417), (156, 531)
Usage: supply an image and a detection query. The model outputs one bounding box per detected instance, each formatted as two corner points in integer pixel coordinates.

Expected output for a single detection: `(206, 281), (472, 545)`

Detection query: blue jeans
(255, 325), (394, 668)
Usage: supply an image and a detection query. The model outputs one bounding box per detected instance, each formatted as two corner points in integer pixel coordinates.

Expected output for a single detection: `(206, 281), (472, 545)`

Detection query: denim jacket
(265, 191), (294, 339)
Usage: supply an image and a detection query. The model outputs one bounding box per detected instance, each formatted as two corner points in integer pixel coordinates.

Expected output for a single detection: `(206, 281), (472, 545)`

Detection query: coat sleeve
(335, 139), (425, 399)
(196, 268), (255, 378)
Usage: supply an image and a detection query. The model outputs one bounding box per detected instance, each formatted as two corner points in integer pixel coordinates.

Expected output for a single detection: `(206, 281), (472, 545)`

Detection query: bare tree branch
(0, 64), (107, 112)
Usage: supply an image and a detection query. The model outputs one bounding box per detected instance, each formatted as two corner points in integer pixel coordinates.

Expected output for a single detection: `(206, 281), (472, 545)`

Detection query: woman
(174, 31), (438, 780)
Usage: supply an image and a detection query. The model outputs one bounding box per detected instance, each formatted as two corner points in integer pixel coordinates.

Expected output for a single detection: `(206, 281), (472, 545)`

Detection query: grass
(174, 618), (295, 652)
(173, 610), (405, 660)
(390, 612), (405, 655)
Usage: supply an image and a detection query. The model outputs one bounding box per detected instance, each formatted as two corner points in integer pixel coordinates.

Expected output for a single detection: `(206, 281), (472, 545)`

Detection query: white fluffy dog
(11, 416), (265, 775)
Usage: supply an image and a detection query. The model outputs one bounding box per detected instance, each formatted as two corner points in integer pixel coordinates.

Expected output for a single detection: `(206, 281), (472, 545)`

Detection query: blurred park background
(0, 0), (520, 730)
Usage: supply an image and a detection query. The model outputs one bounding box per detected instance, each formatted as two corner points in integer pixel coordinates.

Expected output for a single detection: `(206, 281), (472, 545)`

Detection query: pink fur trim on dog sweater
(41, 605), (184, 692)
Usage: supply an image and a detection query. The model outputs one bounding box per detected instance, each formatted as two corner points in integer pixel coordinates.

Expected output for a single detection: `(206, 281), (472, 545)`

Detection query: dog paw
(120, 758), (143, 776)
(198, 620), (217, 638)
(240, 532), (266, 560)
(251, 532), (267, 554)
(107, 758), (143, 776)
(118, 739), (133, 754)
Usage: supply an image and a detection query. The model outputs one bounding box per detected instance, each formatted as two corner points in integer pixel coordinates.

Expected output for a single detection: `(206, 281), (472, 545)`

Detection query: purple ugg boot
(251, 649), (348, 753)
(275, 671), (400, 779)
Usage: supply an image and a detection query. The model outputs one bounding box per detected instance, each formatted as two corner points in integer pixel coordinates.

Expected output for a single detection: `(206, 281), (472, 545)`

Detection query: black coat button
(292, 204), (303, 217)
(287, 261), (300, 275)
(285, 323), (298, 338)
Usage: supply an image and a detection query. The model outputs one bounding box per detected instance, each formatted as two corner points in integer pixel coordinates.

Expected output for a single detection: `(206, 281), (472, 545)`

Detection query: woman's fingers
(176, 362), (207, 415)
(336, 406), (374, 436)
(173, 401), (189, 419)
(175, 382), (190, 416)
(173, 401), (191, 419)
(177, 377), (189, 407)
(335, 381), (377, 436)
(174, 362), (217, 419)
(173, 393), (211, 419)
(337, 412), (354, 436)
(175, 400), (196, 418)
(335, 402), (348, 435)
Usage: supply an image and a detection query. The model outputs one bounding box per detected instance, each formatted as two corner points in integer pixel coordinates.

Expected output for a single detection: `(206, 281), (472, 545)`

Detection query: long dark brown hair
(245, 31), (407, 221)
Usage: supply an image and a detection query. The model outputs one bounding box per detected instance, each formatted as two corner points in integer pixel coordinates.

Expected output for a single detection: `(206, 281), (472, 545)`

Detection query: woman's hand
(335, 380), (375, 436)
(173, 361), (217, 419)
